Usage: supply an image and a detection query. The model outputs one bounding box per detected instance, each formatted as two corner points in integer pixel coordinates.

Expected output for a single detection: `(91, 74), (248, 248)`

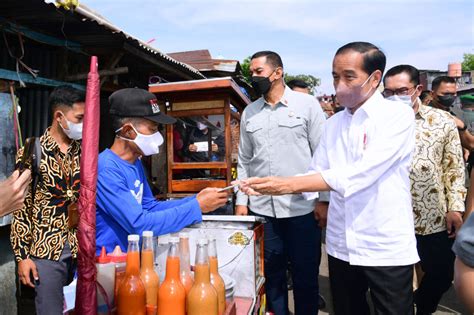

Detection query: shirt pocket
(246, 120), (265, 147)
(277, 117), (305, 144)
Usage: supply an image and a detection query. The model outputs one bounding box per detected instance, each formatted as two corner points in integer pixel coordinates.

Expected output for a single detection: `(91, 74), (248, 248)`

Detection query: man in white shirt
(239, 42), (419, 315)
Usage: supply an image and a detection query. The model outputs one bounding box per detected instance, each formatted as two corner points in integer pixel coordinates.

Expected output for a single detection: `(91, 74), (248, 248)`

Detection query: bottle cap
(169, 236), (179, 243)
(179, 232), (189, 238)
(143, 231), (154, 237)
(197, 238), (208, 245)
(128, 234), (139, 242)
(96, 246), (111, 264)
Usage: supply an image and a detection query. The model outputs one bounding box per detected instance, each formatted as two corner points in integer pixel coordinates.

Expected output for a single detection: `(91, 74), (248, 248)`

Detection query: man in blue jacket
(96, 88), (228, 254)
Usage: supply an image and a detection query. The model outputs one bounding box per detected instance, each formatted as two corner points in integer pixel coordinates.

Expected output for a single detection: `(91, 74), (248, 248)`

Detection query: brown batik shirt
(10, 127), (80, 262)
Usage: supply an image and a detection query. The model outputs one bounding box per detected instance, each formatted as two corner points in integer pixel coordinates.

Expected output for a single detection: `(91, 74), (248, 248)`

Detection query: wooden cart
(149, 77), (250, 199)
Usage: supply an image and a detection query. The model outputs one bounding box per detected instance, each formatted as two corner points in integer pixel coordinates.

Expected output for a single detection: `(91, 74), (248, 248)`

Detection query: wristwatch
(458, 124), (468, 132)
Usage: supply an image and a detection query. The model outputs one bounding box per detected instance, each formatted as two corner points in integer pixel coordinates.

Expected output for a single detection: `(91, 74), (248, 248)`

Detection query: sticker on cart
(228, 231), (250, 246)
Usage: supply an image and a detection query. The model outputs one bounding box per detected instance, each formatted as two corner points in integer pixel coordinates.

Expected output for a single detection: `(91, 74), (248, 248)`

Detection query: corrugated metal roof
(0, 0), (205, 80)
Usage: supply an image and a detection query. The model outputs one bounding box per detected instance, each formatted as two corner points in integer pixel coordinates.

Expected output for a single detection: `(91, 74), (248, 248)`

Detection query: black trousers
(328, 255), (414, 315)
(415, 231), (455, 313)
(253, 211), (321, 315)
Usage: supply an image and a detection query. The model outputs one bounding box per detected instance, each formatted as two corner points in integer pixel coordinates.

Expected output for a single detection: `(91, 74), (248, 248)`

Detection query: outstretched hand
(237, 177), (292, 196)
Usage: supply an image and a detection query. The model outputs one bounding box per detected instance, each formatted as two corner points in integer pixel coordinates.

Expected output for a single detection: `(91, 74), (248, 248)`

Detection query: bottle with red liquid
(117, 234), (146, 315)
(141, 231), (160, 315)
(208, 236), (226, 315)
(158, 236), (186, 315)
(179, 232), (194, 294)
(187, 238), (218, 315)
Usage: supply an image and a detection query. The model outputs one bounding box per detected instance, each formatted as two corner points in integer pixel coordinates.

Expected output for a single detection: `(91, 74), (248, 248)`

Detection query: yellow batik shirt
(411, 103), (466, 235)
(10, 128), (80, 262)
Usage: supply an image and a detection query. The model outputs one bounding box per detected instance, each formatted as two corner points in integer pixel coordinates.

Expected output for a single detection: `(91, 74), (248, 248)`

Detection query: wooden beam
(100, 52), (125, 86)
(0, 68), (85, 90)
(123, 43), (200, 80)
(65, 67), (128, 81)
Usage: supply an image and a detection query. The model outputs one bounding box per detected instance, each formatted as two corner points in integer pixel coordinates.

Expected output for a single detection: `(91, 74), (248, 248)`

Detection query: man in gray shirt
(236, 51), (326, 314)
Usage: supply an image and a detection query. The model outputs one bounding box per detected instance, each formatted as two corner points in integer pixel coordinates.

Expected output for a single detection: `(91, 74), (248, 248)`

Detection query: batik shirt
(10, 128), (80, 261)
(411, 103), (466, 235)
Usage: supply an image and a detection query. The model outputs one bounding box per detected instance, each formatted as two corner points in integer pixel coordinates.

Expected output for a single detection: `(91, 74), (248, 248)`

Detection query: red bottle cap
(96, 246), (111, 264)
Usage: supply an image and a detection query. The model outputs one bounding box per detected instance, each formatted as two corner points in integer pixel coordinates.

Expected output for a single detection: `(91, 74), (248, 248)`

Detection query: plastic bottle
(187, 239), (218, 315)
(117, 235), (146, 315)
(108, 245), (127, 302)
(179, 232), (194, 294)
(96, 246), (116, 315)
(141, 231), (160, 315)
(158, 236), (186, 315)
(208, 236), (226, 315)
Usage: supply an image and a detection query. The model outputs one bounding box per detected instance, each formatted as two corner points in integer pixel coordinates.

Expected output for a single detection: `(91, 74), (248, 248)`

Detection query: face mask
(197, 122), (207, 130)
(59, 113), (83, 140)
(251, 70), (276, 95)
(116, 124), (164, 156)
(385, 89), (417, 107)
(335, 72), (375, 109)
(436, 94), (456, 107)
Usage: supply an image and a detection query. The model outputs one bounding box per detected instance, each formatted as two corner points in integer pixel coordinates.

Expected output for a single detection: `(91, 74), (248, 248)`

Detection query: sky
(80, 0), (473, 95)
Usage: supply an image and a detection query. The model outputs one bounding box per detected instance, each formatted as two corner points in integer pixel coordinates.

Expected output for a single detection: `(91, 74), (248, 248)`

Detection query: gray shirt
(453, 213), (474, 268)
(236, 86), (326, 218)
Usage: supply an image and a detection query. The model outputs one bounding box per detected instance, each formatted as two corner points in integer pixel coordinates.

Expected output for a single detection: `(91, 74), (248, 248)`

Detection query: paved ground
(288, 244), (471, 315)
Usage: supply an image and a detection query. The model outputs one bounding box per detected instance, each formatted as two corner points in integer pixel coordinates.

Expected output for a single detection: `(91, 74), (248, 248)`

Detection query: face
(383, 72), (422, 103)
(292, 86), (310, 94)
(55, 102), (85, 128)
(332, 51), (381, 91)
(249, 56), (283, 81)
(122, 118), (159, 140)
(433, 82), (457, 98)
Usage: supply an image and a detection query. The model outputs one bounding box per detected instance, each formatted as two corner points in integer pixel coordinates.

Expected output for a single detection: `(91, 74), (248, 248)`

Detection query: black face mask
(251, 74), (273, 96)
(436, 94), (456, 107)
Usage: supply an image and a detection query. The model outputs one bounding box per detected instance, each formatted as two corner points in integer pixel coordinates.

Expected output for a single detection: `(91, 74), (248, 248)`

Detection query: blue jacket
(96, 149), (202, 255)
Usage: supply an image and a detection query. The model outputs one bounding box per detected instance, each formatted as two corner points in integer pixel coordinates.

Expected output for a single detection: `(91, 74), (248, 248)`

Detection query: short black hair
(335, 41), (386, 76)
(49, 85), (85, 113)
(287, 79), (309, 90)
(251, 51), (283, 69)
(431, 76), (456, 91)
(420, 90), (431, 102)
(383, 64), (420, 86)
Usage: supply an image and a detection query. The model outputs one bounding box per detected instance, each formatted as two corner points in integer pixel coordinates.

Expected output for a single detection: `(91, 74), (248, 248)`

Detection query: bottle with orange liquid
(208, 236), (226, 315)
(141, 231), (160, 315)
(117, 234), (146, 315)
(179, 232), (194, 294)
(158, 236), (186, 315)
(187, 239), (218, 315)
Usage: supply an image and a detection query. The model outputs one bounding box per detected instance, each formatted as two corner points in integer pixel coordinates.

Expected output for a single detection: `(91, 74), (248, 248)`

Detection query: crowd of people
(1, 41), (473, 315)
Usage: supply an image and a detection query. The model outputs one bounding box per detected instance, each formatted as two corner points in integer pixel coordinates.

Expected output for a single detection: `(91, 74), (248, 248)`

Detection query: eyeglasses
(382, 86), (419, 97)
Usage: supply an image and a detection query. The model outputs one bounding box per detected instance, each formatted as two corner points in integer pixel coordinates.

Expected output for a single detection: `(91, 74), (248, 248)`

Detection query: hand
(189, 144), (198, 152)
(314, 201), (329, 228)
(0, 169), (31, 217)
(446, 211), (463, 238)
(18, 258), (39, 288)
(211, 143), (218, 152)
(240, 177), (292, 196)
(235, 205), (248, 216)
(196, 188), (229, 213)
(453, 116), (466, 130)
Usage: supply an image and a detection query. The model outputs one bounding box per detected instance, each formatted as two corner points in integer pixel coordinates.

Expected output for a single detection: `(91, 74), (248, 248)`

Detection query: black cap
(109, 88), (176, 124)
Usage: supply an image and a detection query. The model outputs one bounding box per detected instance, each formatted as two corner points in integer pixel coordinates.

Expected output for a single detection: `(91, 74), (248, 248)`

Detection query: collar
(43, 127), (80, 154)
(347, 90), (383, 119)
(259, 86), (292, 109)
(415, 99), (428, 120)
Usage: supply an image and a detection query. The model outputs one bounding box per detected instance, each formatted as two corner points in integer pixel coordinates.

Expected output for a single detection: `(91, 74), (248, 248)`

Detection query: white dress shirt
(305, 91), (419, 266)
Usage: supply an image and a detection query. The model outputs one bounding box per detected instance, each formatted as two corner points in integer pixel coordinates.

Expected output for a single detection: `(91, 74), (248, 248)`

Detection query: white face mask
(197, 122), (207, 130)
(385, 89), (417, 107)
(116, 124), (164, 156)
(59, 113), (83, 140)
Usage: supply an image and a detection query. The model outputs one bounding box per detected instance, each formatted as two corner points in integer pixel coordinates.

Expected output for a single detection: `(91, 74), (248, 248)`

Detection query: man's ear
(274, 67), (284, 80)
(120, 124), (136, 140)
(372, 70), (383, 88)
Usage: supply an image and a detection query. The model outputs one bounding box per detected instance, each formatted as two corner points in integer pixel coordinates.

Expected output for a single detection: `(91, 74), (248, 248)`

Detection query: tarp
(75, 56), (100, 314)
